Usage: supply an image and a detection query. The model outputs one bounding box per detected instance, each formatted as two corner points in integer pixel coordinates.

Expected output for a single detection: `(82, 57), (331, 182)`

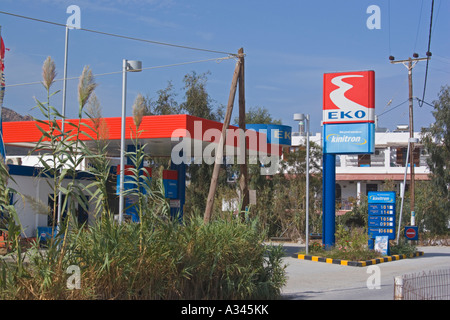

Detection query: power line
(377, 99), (409, 117)
(418, 0), (434, 108)
(413, 0), (424, 52)
(415, 97), (434, 108)
(431, 0), (442, 35)
(5, 56), (234, 88)
(0, 10), (236, 56)
(388, 0), (392, 54)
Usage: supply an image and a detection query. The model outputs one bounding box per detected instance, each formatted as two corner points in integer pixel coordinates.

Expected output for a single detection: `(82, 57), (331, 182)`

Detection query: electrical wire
(418, 0), (434, 108)
(377, 99), (409, 117)
(415, 97), (434, 108)
(0, 10), (236, 56)
(434, 55), (450, 65)
(5, 56), (234, 88)
(431, 0), (441, 35)
(413, 0), (424, 53)
(388, 0), (392, 55)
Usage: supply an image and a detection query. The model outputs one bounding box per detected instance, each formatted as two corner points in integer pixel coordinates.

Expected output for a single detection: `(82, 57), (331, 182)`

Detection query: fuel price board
(367, 191), (396, 240)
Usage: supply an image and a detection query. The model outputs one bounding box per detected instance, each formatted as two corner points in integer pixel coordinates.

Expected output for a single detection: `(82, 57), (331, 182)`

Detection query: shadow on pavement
(415, 251), (450, 258)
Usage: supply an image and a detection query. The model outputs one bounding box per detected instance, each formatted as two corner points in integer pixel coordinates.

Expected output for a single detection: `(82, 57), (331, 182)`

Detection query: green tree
(234, 106), (281, 125)
(231, 105), (282, 192)
(180, 71), (227, 215)
(420, 85), (450, 235)
(151, 81), (180, 115)
(180, 71), (222, 121)
(232, 106), (323, 239)
(259, 141), (322, 239)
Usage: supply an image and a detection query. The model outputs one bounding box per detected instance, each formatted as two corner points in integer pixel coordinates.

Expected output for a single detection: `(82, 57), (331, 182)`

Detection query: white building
(291, 125), (429, 214)
(5, 163), (96, 239)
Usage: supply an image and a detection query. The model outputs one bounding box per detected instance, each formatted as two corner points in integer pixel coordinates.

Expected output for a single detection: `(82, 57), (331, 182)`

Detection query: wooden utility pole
(407, 58), (416, 217)
(0, 25), (6, 161)
(238, 48), (249, 220)
(390, 54), (429, 223)
(203, 49), (243, 223)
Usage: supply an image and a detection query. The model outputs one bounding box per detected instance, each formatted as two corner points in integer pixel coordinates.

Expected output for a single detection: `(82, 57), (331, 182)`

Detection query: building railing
(337, 148), (429, 169)
(336, 199), (353, 211)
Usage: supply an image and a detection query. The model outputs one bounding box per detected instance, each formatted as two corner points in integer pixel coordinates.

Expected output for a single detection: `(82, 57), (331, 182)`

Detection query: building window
(77, 200), (89, 227)
(336, 183), (342, 202)
(396, 147), (406, 166)
(48, 194), (67, 227)
(336, 155), (341, 167)
(371, 148), (385, 167)
(396, 147), (421, 167)
(358, 154), (371, 167)
(47, 195), (89, 227)
(366, 184), (378, 195)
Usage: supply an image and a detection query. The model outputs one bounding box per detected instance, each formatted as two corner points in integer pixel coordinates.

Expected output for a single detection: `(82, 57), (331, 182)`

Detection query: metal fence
(394, 268), (450, 300)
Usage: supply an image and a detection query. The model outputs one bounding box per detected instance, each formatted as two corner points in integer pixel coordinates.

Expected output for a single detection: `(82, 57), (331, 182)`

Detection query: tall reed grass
(1, 214), (286, 300)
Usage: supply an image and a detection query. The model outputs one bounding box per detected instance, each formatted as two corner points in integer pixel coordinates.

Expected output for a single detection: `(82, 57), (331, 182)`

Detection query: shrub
(0, 215), (287, 300)
(328, 225), (382, 261)
(389, 240), (417, 256)
(301, 225), (382, 261)
(308, 241), (325, 255)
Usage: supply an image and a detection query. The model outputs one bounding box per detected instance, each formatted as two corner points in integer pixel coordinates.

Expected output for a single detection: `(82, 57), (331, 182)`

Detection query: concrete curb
(292, 251), (424, 267)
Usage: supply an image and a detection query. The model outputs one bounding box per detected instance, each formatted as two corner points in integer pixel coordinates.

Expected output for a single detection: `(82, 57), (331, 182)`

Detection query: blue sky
(1, 0), (449, 133)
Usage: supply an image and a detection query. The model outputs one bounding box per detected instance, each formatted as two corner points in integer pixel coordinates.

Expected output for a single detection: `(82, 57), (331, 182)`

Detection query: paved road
(279, 243), (450, 300)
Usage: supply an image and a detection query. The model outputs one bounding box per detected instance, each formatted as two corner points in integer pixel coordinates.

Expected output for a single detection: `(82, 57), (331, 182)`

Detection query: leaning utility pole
(238, 48), (249, 220)
(204, 48), (246, 223)
(389, 53), (430, 224)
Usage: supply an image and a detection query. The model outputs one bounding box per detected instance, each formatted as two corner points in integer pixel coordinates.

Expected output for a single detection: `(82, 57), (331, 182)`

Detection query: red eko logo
(323, 71), (375, 124)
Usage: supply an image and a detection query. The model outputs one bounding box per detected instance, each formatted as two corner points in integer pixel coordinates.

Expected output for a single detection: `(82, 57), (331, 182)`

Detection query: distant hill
(1, 107), (33, 122)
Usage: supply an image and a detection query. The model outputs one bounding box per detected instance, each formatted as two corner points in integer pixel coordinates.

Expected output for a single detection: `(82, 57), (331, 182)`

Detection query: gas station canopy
(3, 114), (288, 158)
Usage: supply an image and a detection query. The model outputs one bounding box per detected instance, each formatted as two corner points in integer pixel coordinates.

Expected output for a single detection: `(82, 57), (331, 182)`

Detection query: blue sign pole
(322, 153), (336, 249)
(321, 70), (376, 250)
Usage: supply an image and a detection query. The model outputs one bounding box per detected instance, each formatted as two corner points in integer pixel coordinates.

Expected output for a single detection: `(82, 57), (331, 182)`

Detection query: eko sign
(323, 71), (375, 155)
(322, 70), (376, 248)
(246, 124), (292, 146)
(323, 71), (375, 125)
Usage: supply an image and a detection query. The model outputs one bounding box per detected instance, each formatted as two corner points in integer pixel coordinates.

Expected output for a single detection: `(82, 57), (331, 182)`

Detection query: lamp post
(56, 26), (69, 233)
(119, 59), (142, 224)
(294, 113), (310, 254)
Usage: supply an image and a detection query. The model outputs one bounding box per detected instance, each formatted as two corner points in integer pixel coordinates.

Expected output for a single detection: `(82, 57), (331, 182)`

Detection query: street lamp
(119, 59), (142, 224)
(294, 113), (310, 254)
